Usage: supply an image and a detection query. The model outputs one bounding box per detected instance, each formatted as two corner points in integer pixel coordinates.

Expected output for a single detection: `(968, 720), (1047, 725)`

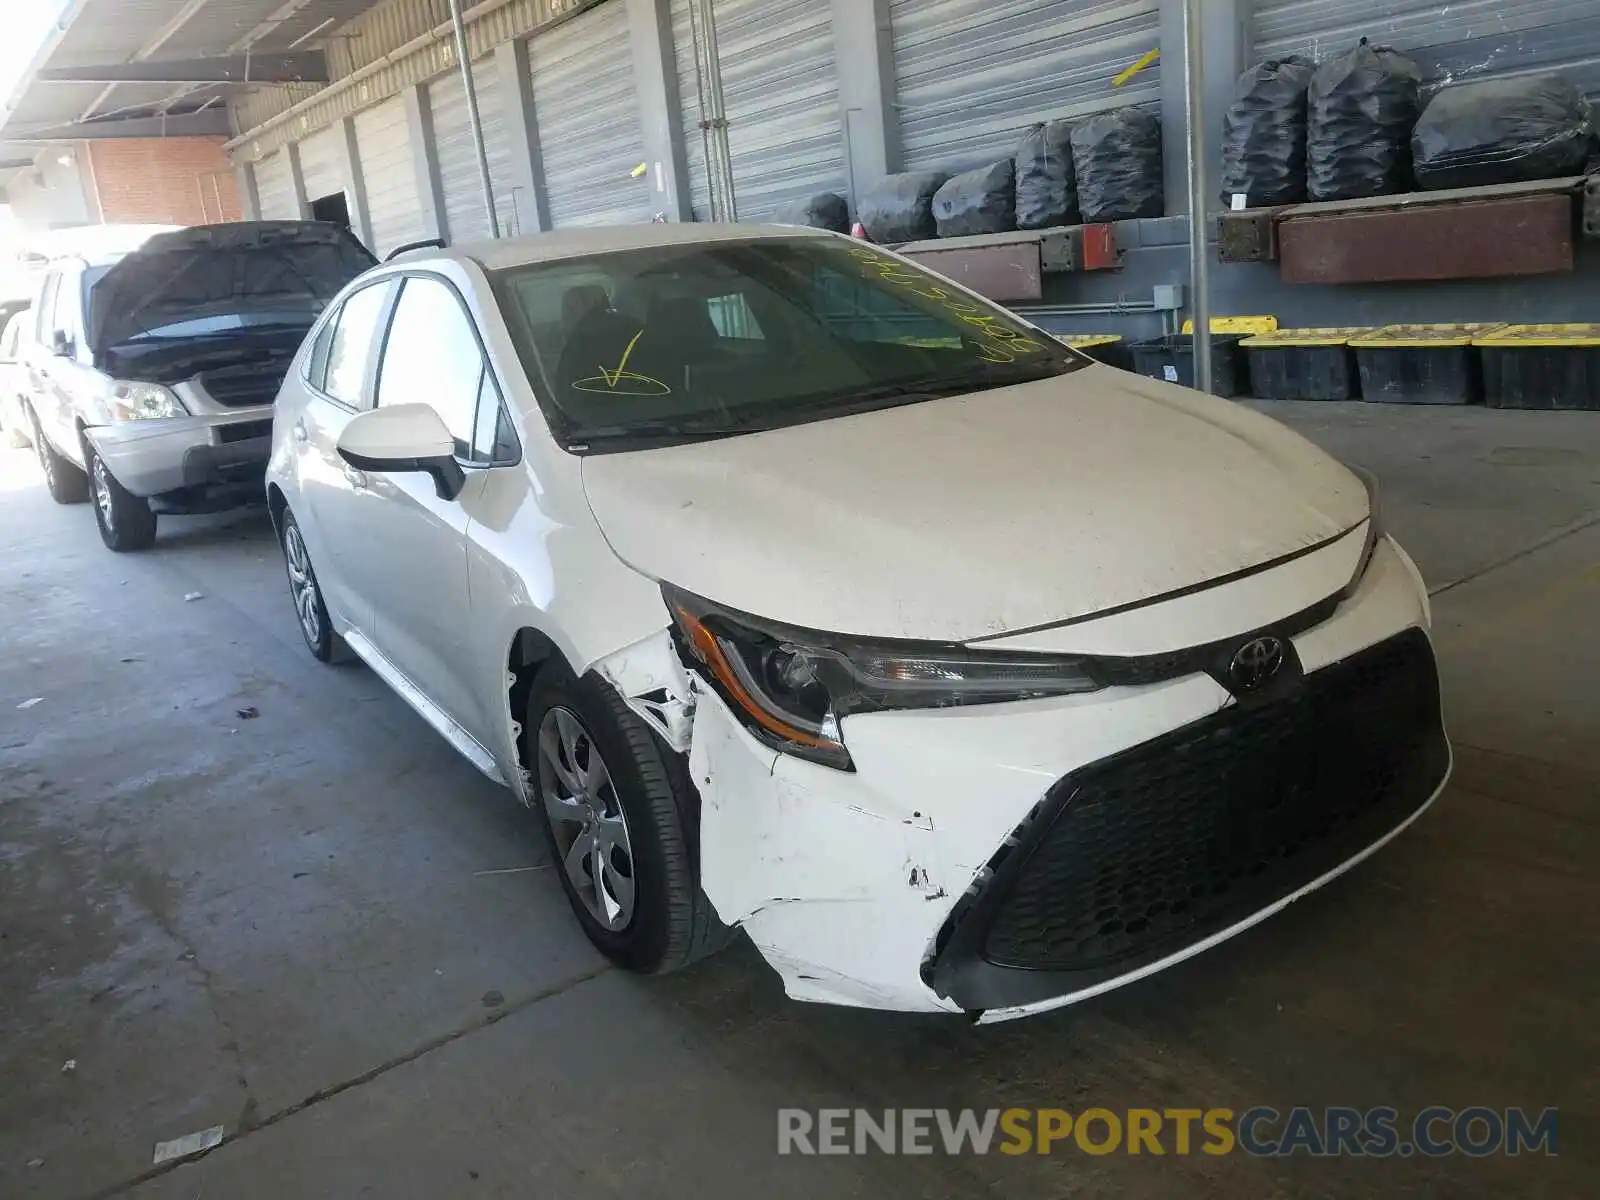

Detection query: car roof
(410, 222), (836, 273)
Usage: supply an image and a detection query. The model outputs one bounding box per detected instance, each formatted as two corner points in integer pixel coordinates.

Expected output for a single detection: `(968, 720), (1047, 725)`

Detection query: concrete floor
(1, 401), (1595, 1199)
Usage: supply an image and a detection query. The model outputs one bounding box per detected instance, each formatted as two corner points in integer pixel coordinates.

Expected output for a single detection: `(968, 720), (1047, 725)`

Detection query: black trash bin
(1055, 333), (1132, 371)
(1348, 324), (1506, 405)
(1130, 333), (1248, 396)
(1475, 325), (1600, 410)
(1241, 328), (1368, 400)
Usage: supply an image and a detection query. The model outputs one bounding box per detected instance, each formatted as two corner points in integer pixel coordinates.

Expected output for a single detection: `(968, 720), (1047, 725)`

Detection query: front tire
(526, 664), (729, 974)
(279, 508), (347, 663)
(87, 445), (157, 552)
(30, 408), (88, 504)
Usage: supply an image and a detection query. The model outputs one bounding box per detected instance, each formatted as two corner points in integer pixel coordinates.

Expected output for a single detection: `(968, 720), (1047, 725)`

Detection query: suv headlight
(665, 586), (1102, 770)
(109, 381), (186, 421)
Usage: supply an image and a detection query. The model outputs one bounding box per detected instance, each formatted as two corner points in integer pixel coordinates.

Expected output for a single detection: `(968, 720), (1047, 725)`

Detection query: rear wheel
(279, 508), (347, 663)
(87, 445), (157, 552)
(526, 664), (730, 974)
(30, 408), (88, 504)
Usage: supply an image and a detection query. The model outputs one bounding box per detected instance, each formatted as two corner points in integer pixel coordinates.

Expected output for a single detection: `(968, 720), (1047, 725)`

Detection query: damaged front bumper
(685, 538), (1450, 1021)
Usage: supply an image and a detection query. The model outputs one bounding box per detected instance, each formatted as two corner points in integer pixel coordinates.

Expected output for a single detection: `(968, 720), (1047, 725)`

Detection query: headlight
(665, 586), (1102, 770)
(109, 381), (186, 421)
(1344, 463), (1385, 592)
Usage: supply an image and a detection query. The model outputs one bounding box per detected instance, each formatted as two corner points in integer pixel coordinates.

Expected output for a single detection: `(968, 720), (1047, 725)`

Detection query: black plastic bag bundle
(773, 192), (850, 232)
(1412, 73), (1596, 191)
(857, 171), (951, 243)
(932, 160), (1016, 237)
(1014, 119), (1079, 229)
(1071, 108), (1164, 221)
(1219, 56), (1316, 207)
(1307, 40), (1422, 200)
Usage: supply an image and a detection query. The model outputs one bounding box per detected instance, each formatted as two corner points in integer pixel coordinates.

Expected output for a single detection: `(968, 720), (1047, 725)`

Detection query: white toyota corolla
(267, 224), (1449, 1022)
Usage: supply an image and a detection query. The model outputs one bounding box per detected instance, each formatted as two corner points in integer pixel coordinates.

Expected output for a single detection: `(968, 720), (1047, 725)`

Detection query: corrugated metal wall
(298, 124), (345, 204)
(1252, 0), (1600, 100)
(429, 57), (518, 244)
(254, 150), (298, 219)
(353, 94), (428, 256)
(670, 0), (846, 222)
(528, 0), (652, 227)
(889, 0), (1162, 172)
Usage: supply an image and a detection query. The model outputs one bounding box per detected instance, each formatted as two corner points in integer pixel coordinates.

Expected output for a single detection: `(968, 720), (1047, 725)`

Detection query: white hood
(581, 366), (1369, 643)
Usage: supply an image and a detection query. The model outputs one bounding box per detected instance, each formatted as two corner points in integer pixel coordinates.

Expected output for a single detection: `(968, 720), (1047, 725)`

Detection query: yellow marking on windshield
(572, 328), (673, 396)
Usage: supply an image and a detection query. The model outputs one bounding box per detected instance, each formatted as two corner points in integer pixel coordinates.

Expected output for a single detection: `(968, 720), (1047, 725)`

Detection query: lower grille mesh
(978, 630), (1444, 974)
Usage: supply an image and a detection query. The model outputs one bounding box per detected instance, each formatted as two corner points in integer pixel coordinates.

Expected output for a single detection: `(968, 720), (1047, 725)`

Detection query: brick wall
(85, 137), (243, 226)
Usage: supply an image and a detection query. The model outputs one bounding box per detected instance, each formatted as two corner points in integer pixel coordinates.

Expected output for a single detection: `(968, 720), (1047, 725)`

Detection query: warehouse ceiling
(1, 0), (379, 186)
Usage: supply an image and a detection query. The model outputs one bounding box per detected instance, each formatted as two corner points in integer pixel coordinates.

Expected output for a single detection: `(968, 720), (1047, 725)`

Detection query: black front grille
(215, 419), (272, 444)
(198, 365), (285, 408)
(929, 629), (1448, 1010)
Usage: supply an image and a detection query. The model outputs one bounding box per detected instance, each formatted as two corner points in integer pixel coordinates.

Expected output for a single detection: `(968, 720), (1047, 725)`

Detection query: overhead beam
(40, 51), (328, 85)
(80, 0), (217, 120)
(15, 110), (233, 142)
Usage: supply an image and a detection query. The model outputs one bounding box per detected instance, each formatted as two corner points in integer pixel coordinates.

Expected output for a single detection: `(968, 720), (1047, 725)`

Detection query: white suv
(266, 224), (1449, 1021)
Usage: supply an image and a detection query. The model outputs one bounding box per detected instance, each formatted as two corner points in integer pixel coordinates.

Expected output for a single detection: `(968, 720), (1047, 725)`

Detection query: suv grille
(930, 630), (1447, 1005)
(197, 363), (285, 409)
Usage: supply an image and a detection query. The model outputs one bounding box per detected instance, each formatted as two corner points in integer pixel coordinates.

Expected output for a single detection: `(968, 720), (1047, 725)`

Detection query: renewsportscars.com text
(777, 1106), (1557, 1158)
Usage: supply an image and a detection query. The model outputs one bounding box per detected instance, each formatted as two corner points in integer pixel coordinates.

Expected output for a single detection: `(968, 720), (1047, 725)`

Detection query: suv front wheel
(86, 445), (157, 552)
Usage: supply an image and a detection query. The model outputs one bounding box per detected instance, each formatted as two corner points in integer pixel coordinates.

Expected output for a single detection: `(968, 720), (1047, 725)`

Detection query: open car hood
(86, 221), (375, 352)
(581, 366), (1371, 644)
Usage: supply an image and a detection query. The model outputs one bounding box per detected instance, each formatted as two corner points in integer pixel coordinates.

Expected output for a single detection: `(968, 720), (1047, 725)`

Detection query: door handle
(292, 420), (308, 443)
(343, 466), (368, 489)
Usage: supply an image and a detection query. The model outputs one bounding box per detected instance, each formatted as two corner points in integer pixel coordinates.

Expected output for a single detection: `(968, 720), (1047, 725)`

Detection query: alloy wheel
(91, 455), (114, 528)
(282, 522), (322, 646)
(537, 707), (636, 931)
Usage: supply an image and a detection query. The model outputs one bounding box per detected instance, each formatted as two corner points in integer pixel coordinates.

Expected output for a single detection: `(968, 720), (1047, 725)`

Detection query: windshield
(491, 236), (1086, 450)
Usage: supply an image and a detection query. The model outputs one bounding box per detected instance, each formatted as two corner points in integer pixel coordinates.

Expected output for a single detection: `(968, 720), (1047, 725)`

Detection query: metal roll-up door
(298, 125), (344, 206)
(254, 150), (297, 219)
(1253, 0), (1600, 102)
(671, 0), (846, 222)
(528, 0), (652, 227)
(353, 94), (428, 257)
(430, 58), (519, 244)
(889, 0), (1161, 173)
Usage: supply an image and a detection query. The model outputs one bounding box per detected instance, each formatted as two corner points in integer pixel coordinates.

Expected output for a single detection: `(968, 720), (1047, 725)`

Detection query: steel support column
(404, 84), (447, 241)
(237, 163), (261, 221)
(447, 0), (500, 239)
(494, 39), (551, 234)
(286, 140), (311, 219)
(336, 116), (374, 249)
(829, 0), (901, 208)
(627, 0), (692, 222)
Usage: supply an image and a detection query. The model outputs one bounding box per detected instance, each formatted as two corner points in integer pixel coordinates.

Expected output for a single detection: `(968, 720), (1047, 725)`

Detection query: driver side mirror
(51, 330), (74, 358)
(336, 403), (466, 501)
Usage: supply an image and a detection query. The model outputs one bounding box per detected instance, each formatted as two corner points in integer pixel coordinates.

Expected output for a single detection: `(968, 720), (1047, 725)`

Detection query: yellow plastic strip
(1112, 48), (1160, 88)
(1056, 334), (1122, 348)
(1474, 323), (1600, 347)
(1182, 315), (1279, 335)
(1349, 323), (1507, 349)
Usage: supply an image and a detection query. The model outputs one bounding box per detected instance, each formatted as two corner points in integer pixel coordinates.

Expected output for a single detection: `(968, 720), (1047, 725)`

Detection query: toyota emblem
(1229, 636), (1285, 691)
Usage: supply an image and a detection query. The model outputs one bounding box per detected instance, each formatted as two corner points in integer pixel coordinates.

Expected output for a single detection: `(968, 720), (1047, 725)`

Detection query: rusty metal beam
(897, 240), (1044, 303)
(1279, 194), (1575, 285)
